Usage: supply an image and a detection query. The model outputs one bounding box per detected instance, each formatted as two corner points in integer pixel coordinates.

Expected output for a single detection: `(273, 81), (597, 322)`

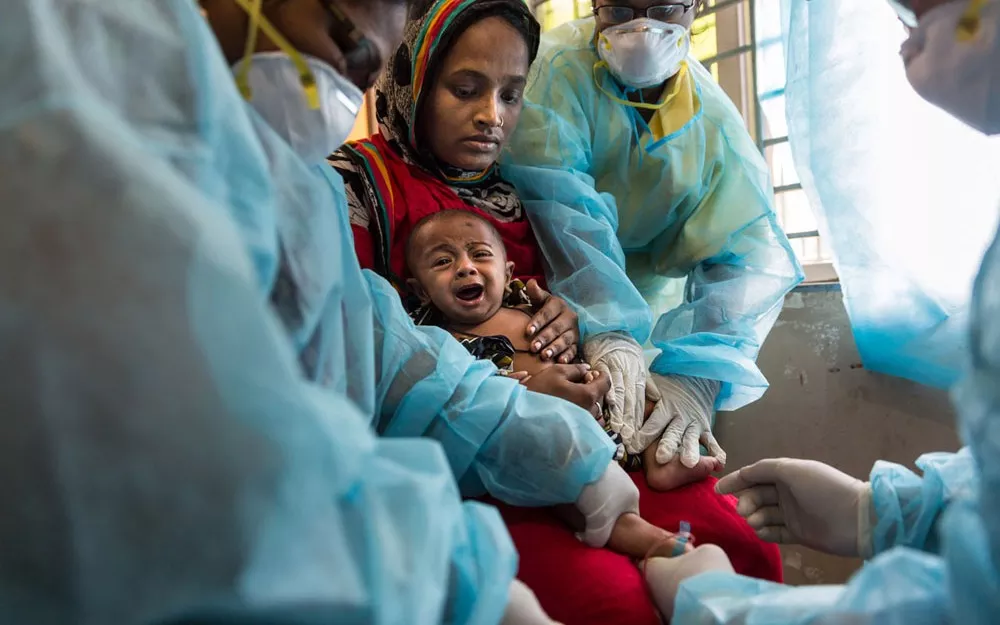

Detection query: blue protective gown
(0, 0), (612, 623)
(275, 166), (613, 506)
(504, 18), (804, 410)
(671, 230), (1000, 622)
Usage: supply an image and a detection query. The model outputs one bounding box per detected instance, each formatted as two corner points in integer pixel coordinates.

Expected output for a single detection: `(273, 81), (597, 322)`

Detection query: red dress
(330, 136), (782, 624)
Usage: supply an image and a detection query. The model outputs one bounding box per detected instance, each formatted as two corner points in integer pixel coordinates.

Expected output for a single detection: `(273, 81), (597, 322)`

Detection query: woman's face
(421, 16), (530, 171)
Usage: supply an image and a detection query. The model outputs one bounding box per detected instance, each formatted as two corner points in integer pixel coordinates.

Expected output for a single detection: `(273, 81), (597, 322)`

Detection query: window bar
(748, 0), (764, 152)
(786, 230), (820, 240)
(756, 34), (783, 48)
(758, 87), (785, 101)
(774, 183), (803, 194)
(699, 43), (753, 68)
(699, 0), (745, 19)
(763, 135), (789, 148)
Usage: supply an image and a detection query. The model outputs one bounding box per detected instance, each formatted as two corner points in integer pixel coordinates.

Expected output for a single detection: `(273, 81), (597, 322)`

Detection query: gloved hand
(716, 458), (875, 558)
(643, 545), (735, 622)
(574, 462), (640, 547)
(581, 332), (646, 441)
(628, 374), (725, 469)
(501, 579), (564, 625)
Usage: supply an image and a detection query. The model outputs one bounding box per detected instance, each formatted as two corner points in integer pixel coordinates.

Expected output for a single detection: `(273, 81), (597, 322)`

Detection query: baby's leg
(606, 512), (694, 560)
(640, 400), (721, 491)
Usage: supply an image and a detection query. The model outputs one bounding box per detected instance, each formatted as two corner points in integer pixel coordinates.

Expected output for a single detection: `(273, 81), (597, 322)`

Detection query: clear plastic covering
(781, 0), (1000, 388)
(504, 18), (802, 410)
(0, 0), (592, 622)
(670, 227), (1000, 622)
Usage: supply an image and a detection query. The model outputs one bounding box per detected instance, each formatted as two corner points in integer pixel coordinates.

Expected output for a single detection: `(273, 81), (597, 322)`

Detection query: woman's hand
(523, 280), (580, 363)
(522, 363), (609, 418)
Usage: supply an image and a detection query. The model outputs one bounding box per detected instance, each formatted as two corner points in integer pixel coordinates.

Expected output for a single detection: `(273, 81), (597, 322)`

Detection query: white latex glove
(582, 332), (646, 441)
(644, 545), (735, 622)
(716, 458), (875, 559)
(574, 462), (640, 547)
(629, 374), (725, 469)
(501, 579), (564, 625)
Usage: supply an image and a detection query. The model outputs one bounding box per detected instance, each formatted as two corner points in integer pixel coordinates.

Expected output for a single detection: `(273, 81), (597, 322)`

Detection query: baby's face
(408, 215), (513, 326)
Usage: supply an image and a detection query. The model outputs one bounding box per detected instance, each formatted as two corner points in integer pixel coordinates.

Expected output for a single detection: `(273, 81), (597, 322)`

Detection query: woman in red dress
(330, 1), (782, 623)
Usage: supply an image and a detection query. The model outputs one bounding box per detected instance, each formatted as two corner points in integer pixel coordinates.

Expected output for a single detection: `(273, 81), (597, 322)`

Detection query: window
(531, 0), (835, 282)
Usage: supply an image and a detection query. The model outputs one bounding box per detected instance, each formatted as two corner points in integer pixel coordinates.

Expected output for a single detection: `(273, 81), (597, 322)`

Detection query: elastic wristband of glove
(856, 482), (875, 560)
(575, 463), (641, 547)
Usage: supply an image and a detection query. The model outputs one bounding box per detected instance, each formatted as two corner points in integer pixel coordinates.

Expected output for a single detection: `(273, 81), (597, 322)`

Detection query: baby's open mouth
(455, 284), (485, 302)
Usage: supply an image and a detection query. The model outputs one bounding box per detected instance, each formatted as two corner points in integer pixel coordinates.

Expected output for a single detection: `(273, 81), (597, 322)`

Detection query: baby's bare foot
(645, 454), (721, 492)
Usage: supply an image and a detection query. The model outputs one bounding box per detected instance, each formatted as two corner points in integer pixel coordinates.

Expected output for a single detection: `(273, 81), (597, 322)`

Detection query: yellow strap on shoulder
(592, 60), (691, 116)
(957, 0), (987, 42)
(230, 0), (320, 109)
(592, 61), (667, 110)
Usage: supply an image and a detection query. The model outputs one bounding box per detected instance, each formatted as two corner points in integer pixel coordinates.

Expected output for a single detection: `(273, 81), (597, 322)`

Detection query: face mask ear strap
(957, 0), (988, 42)
(230, 0), (320, 109)
(591, 61), (667, 110)
(234, 0), (263, 100)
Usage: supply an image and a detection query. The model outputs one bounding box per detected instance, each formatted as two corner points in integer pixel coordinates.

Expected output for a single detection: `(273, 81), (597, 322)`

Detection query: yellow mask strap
(592, 61), (666, 111)
(957, 0), (987, 42)
(231, 0), (320, 109)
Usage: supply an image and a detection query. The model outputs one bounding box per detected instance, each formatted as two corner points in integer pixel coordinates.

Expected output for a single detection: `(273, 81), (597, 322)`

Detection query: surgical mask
(902, 0), (1000, 135)
(228, 0), (366, 162)
(596, 18), (690, 89)
(237, 52), (364, 162)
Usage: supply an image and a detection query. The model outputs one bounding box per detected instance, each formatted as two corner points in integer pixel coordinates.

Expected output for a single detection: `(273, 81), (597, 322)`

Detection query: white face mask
(902, 0), (1000, 135)
(596, 18), (690, 89)
(237, 52), (365, 162)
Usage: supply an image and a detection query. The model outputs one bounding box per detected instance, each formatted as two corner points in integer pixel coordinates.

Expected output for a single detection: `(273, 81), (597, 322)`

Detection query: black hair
(405, 210), (505, 273)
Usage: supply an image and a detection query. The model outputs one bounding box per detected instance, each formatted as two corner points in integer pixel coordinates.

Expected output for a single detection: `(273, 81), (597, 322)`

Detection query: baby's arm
(519, 370), (606, 401)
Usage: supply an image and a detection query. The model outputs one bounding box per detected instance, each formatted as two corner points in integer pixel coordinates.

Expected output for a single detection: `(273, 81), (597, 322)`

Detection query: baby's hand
(584, 370), (608, 406)
(583, 371), (607, 414)
(508, 371), (532, 384)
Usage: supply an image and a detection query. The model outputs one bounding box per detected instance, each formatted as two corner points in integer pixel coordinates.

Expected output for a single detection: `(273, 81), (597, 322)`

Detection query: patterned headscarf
(372, 0), (540, 219)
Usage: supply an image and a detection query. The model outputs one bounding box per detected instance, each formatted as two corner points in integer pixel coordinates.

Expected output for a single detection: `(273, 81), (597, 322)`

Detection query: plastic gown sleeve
(670, 450), (977, 624)
(364, 272), (615, 506)
(642, 144), (804, 409)
(502, 58), (654, 344)
(0, 2), (516, 623)
(867, 448), (977, 555)
(505, 48), (803, 410)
